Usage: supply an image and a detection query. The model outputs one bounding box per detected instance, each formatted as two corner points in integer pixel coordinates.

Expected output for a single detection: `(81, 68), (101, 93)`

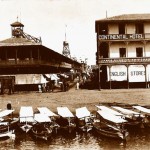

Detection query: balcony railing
(99, 33), (150, 41)
(0, 59), (72, 68)
(98, 57), (150, 65)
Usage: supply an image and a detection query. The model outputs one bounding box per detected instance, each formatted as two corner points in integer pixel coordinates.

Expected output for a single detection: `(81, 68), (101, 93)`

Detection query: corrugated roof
(96, 13), (150, 22)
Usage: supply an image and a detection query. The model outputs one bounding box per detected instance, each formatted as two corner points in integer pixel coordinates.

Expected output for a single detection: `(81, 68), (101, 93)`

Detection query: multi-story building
(95, 14), (150, 89)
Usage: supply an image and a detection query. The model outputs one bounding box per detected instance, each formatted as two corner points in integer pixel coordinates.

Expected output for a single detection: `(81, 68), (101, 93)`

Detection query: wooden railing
(0, 59), (72, 68)
(98, 57), (150, 65)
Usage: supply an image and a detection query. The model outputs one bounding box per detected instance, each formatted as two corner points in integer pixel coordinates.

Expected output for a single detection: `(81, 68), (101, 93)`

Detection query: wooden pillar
(108, 42), (112, 58)
(143, 41), (147, 57)
(98, 65), (101, 91)
(109, 65), (112, 89)
(144, 64), (147, 88)
(126, 64), (129, 89)
(125, 41), (129, 57)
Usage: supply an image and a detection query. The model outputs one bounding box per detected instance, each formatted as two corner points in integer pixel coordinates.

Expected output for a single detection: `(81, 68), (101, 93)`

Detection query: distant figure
(38, 85), (42, 93)
(42, 84), (46, 93)
(8, 83), (12, 95)
(76, 82), (79, 90)
(7, 102), (12, 110)
(12, 79), (15, 94)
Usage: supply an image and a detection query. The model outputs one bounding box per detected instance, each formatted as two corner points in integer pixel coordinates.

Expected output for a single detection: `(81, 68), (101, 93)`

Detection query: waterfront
(1, 88), (150, 149)
(1, 128), (150, 150)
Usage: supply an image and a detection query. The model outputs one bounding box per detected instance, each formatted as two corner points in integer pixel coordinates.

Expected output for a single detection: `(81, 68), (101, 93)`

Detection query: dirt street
(0, 87), (150, 115)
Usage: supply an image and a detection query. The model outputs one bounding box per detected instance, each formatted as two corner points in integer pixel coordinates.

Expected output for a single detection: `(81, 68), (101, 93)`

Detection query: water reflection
(0, 129), (150, 150)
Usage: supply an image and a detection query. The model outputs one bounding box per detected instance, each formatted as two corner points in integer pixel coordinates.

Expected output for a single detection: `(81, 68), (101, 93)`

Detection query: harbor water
(1, 128), (150, 150)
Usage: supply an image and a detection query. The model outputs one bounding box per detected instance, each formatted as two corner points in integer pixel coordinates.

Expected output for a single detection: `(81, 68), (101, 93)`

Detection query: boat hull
(31, 124), (53, 140)
(93, 122), (128, 140)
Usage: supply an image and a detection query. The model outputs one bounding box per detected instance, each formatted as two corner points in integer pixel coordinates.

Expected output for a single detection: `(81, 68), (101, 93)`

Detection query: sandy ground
(0, 86), (150, 115)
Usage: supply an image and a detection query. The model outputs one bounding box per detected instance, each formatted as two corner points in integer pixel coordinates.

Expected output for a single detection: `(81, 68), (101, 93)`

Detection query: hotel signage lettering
(99, 34), (143, 40)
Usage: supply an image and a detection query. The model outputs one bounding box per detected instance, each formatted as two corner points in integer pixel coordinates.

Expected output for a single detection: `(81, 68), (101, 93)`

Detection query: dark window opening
(119, 24), (125, 34)
(99, 24), (108, 35)
(119, 48), (126, 57)
(136, 47), (143, 57)
(136, 23), (144, 34)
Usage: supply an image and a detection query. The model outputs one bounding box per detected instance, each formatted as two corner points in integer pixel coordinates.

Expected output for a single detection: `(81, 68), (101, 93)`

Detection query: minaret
(62, 25), (71, 58)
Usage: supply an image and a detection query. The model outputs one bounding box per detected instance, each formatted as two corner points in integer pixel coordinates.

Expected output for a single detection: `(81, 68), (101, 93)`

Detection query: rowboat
(93, 110), (129, 140)
(56, 107), (76, 133)
(96, 105), (143, 129)
(75, 107), (94, 132)
(112, 106), (143, 128)
(0, 109), (18, 139)
(18, 106), (34, 133)
(31, 113), (53, 140)
(133, 105), (150, 127)
(37, 107), (60, 133)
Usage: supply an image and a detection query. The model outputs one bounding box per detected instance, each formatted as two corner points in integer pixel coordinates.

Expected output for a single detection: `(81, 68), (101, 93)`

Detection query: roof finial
(65, 24), (67, 41)
(20, 12), (21, 22)
(106, 11), (108, 18)
(17, 16), (18, 22)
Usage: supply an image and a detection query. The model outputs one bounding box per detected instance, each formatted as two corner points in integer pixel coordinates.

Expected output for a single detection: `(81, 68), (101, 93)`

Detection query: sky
(0, 0), (150, 65)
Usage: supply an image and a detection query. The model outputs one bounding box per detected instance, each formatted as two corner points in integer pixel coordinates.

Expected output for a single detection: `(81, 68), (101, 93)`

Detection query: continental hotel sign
(99, 34), (143, 40)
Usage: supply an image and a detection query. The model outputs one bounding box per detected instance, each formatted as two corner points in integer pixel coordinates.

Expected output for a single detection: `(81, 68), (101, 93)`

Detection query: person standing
(76, 82), (79, 90)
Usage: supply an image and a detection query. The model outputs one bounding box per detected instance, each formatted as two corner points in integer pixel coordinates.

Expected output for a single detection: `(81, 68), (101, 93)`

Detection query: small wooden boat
(133, 105), (150, 127)
(96, 105), (143, 129)
(93, 110), (129, 140)
(56, 107), (76, 133)
(18, 106), (34, 133)
(31, 114), (53, 140)
(37, 107), (60, 133)
(0, 110), (18, 139)
(112, 106), (144, 128)
(75, 107), (94, 132)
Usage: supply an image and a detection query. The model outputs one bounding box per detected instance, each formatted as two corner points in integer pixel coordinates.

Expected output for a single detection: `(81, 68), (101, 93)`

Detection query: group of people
(40, 80), (55, 93)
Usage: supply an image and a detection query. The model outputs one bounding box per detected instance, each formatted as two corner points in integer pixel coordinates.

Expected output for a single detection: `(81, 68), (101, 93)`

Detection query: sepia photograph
(0, 0), (150, 149)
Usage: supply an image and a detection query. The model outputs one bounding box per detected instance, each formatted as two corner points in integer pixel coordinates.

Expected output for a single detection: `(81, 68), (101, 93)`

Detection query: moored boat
(0, 109), (18, 139)
(133, 105), (150, 127)
(37, 107), (60, 133)
(75, 107), (94, 132)
(96, 105), (143, 129)
(112, 106), (144, 128)
(31, 113), (53, 140)
(56, 107), (76, 133)
(18, 106), (34, 133)
(93, 110), (129, 140)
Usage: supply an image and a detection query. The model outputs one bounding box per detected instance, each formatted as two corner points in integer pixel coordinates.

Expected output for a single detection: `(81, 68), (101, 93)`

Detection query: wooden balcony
(98, 57), (150, 65)
(0, 59), (72, 69)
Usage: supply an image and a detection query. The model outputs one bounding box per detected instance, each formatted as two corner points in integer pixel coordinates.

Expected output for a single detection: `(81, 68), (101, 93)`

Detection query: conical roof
(11, 21), (24, 27)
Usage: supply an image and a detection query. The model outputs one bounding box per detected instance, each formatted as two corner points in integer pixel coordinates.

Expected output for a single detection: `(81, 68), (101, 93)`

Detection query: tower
(11, 21), (24, 38)
(10, 19), (41, 43)
(62, 25), (71, 58)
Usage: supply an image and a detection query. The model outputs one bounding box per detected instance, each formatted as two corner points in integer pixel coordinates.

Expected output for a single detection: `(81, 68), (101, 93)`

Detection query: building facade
(95, 14), (150, 89)
(0, 21), (81, 92)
